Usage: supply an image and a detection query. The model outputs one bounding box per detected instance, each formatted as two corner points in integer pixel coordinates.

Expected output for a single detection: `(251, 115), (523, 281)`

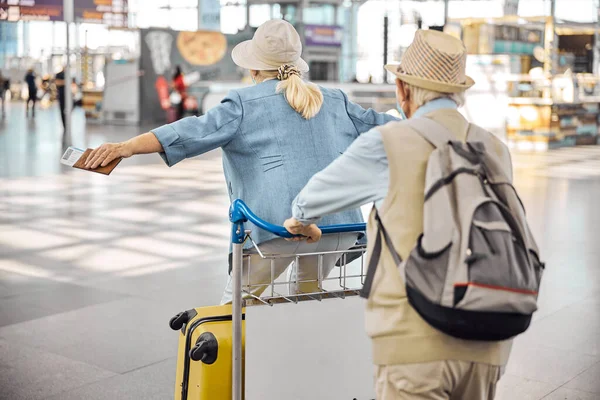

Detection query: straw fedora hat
(385, 29), (474, 93)
(232, 19), (309, 73)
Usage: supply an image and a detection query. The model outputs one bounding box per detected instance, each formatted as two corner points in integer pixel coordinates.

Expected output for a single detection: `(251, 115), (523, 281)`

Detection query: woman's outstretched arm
(84, 132), (163, 169)
(85, 90), (243, 170)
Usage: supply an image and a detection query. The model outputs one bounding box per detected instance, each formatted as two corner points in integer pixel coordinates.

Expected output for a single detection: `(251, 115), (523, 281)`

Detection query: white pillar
(198, 0), (221, 31)
(594, 0), (600, 75)
(23, 21), (29, 58)
(74, 22), (80, 83)
(443, 0), (449, 26)
(550, 0), (557, 76)
(297, 0), (307, 75)
(1, 24), (5, 69)
(333, 4), (338, 25)
(198, 0), (201, 30)
(63, 0), (73, 143)
(246, 1), (251, 29)
(503, 0), (519, 16)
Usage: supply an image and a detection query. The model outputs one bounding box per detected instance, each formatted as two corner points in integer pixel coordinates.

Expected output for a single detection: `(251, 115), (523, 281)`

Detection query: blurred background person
(54, 68), (67, 131)
(172, 65), (187, 121)
(25, 68), (38, 117)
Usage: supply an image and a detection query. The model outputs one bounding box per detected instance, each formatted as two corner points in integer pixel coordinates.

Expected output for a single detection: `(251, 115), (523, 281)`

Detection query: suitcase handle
(229, 199), (366, 241)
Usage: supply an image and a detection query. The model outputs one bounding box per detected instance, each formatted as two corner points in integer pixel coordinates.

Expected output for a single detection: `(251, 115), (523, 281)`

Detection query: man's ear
(396, 78), (409, 101)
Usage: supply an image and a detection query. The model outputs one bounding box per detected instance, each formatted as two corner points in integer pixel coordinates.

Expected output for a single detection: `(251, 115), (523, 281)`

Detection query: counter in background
(506, 75), (600, 151)
(507, 100), (600, 151)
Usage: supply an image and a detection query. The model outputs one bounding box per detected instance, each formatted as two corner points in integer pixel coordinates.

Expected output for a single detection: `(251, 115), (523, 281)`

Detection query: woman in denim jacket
(85, 19), (397, 303)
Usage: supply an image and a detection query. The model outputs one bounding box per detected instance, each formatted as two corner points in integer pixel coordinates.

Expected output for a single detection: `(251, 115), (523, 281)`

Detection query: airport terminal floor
(0, 103), (599, 400)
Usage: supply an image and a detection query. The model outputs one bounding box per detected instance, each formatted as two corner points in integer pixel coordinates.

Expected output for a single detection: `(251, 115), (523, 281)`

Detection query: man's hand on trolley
(85, 142), (133, 169)
(283, 218), (322, 243)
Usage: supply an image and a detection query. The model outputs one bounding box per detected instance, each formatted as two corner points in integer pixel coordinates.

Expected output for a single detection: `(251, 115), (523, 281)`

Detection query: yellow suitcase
(170, 304), (245, 400)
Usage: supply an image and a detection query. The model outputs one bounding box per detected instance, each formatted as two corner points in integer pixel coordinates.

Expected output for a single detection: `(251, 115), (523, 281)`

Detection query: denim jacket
(152, 79), (397, 247)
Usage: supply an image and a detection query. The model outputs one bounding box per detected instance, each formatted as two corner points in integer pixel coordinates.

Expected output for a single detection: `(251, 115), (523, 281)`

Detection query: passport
(60, 147), (122, 175)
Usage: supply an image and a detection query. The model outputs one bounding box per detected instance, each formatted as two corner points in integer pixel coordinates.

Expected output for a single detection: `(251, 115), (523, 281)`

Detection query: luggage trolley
(171, 199), (374, 400)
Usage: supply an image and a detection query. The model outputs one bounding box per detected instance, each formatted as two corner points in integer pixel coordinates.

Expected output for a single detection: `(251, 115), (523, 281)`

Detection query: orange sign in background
(0, 0), (64, 21)
(74, 0), (127, 26)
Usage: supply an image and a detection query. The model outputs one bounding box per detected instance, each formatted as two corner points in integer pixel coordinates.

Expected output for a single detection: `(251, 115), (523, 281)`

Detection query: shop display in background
(577, 74), (600, 99)
(555, 103), (599, 138)
(74, 0), (128, 27)
(494, 26), (543, 55)
(0, 0), (64, 21)
(557, 33), (595, 74)
(507, 101), (600, 150)
(451, 20), (544, 56)
(448, 16), (600, 152)
(461, 23), (494, 54)
(139, 28), (252, 123)
(82, 88), (103, 121)
(304, 25), (343, 47)
(0, 0), (127, 25)
(506, 75), (600, 151)
(302, 25), (343, 81)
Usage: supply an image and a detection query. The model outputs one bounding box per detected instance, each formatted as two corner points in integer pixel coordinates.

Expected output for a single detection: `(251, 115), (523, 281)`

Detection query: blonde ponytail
(254, 66), (324, 119)
(276, 74), (323, 119)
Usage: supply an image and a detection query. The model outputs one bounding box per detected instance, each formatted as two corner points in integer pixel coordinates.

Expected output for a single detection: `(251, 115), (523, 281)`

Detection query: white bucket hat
(385, 29), (475, 93)
(232, 19), (309, 73)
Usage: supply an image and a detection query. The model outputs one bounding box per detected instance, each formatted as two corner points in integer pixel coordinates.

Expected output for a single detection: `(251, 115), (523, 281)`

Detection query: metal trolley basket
(229, 199), (372, 400)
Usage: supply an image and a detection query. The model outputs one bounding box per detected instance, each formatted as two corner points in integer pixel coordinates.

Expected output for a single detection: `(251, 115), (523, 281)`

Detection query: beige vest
(366, 108), (513, 366)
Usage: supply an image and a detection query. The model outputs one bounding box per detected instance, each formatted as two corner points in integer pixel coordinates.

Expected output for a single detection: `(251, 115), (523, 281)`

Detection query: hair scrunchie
(277, 64), (301, 81)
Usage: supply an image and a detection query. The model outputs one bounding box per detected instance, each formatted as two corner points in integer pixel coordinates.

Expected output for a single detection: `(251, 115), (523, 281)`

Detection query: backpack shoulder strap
(407, 117), (455, 149)
(465, 122), (489, 143)
(465, 122), (514, 183)
(360, 206), (403, 299)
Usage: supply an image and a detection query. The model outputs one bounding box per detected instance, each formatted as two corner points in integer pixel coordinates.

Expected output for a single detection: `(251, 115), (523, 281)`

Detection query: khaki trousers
(375, 361), (503, 400)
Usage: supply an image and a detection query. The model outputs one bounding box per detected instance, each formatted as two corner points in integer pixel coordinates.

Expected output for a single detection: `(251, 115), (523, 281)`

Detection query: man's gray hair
(406, 83), (466, 108)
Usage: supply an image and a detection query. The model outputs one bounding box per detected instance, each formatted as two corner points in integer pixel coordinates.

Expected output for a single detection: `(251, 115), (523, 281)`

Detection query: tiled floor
(1, 103), (599, 399)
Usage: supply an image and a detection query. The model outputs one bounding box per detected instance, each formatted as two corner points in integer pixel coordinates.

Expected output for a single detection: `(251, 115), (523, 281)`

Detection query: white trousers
(220, 233), (358, 304)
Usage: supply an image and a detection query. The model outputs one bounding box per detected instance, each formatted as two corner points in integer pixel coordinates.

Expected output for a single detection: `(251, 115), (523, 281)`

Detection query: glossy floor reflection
(1, 103), (599, 399)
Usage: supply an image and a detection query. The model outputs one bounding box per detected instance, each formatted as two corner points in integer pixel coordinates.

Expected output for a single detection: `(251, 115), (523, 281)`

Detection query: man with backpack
(284, 30), (543, 399)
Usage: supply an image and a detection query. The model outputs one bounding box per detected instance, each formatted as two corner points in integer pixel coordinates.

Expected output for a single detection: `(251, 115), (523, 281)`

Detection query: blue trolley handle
(229, 199), (366, 244)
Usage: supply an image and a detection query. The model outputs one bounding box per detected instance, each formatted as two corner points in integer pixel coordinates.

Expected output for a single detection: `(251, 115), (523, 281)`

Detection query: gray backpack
(361, 118), (544, 341)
